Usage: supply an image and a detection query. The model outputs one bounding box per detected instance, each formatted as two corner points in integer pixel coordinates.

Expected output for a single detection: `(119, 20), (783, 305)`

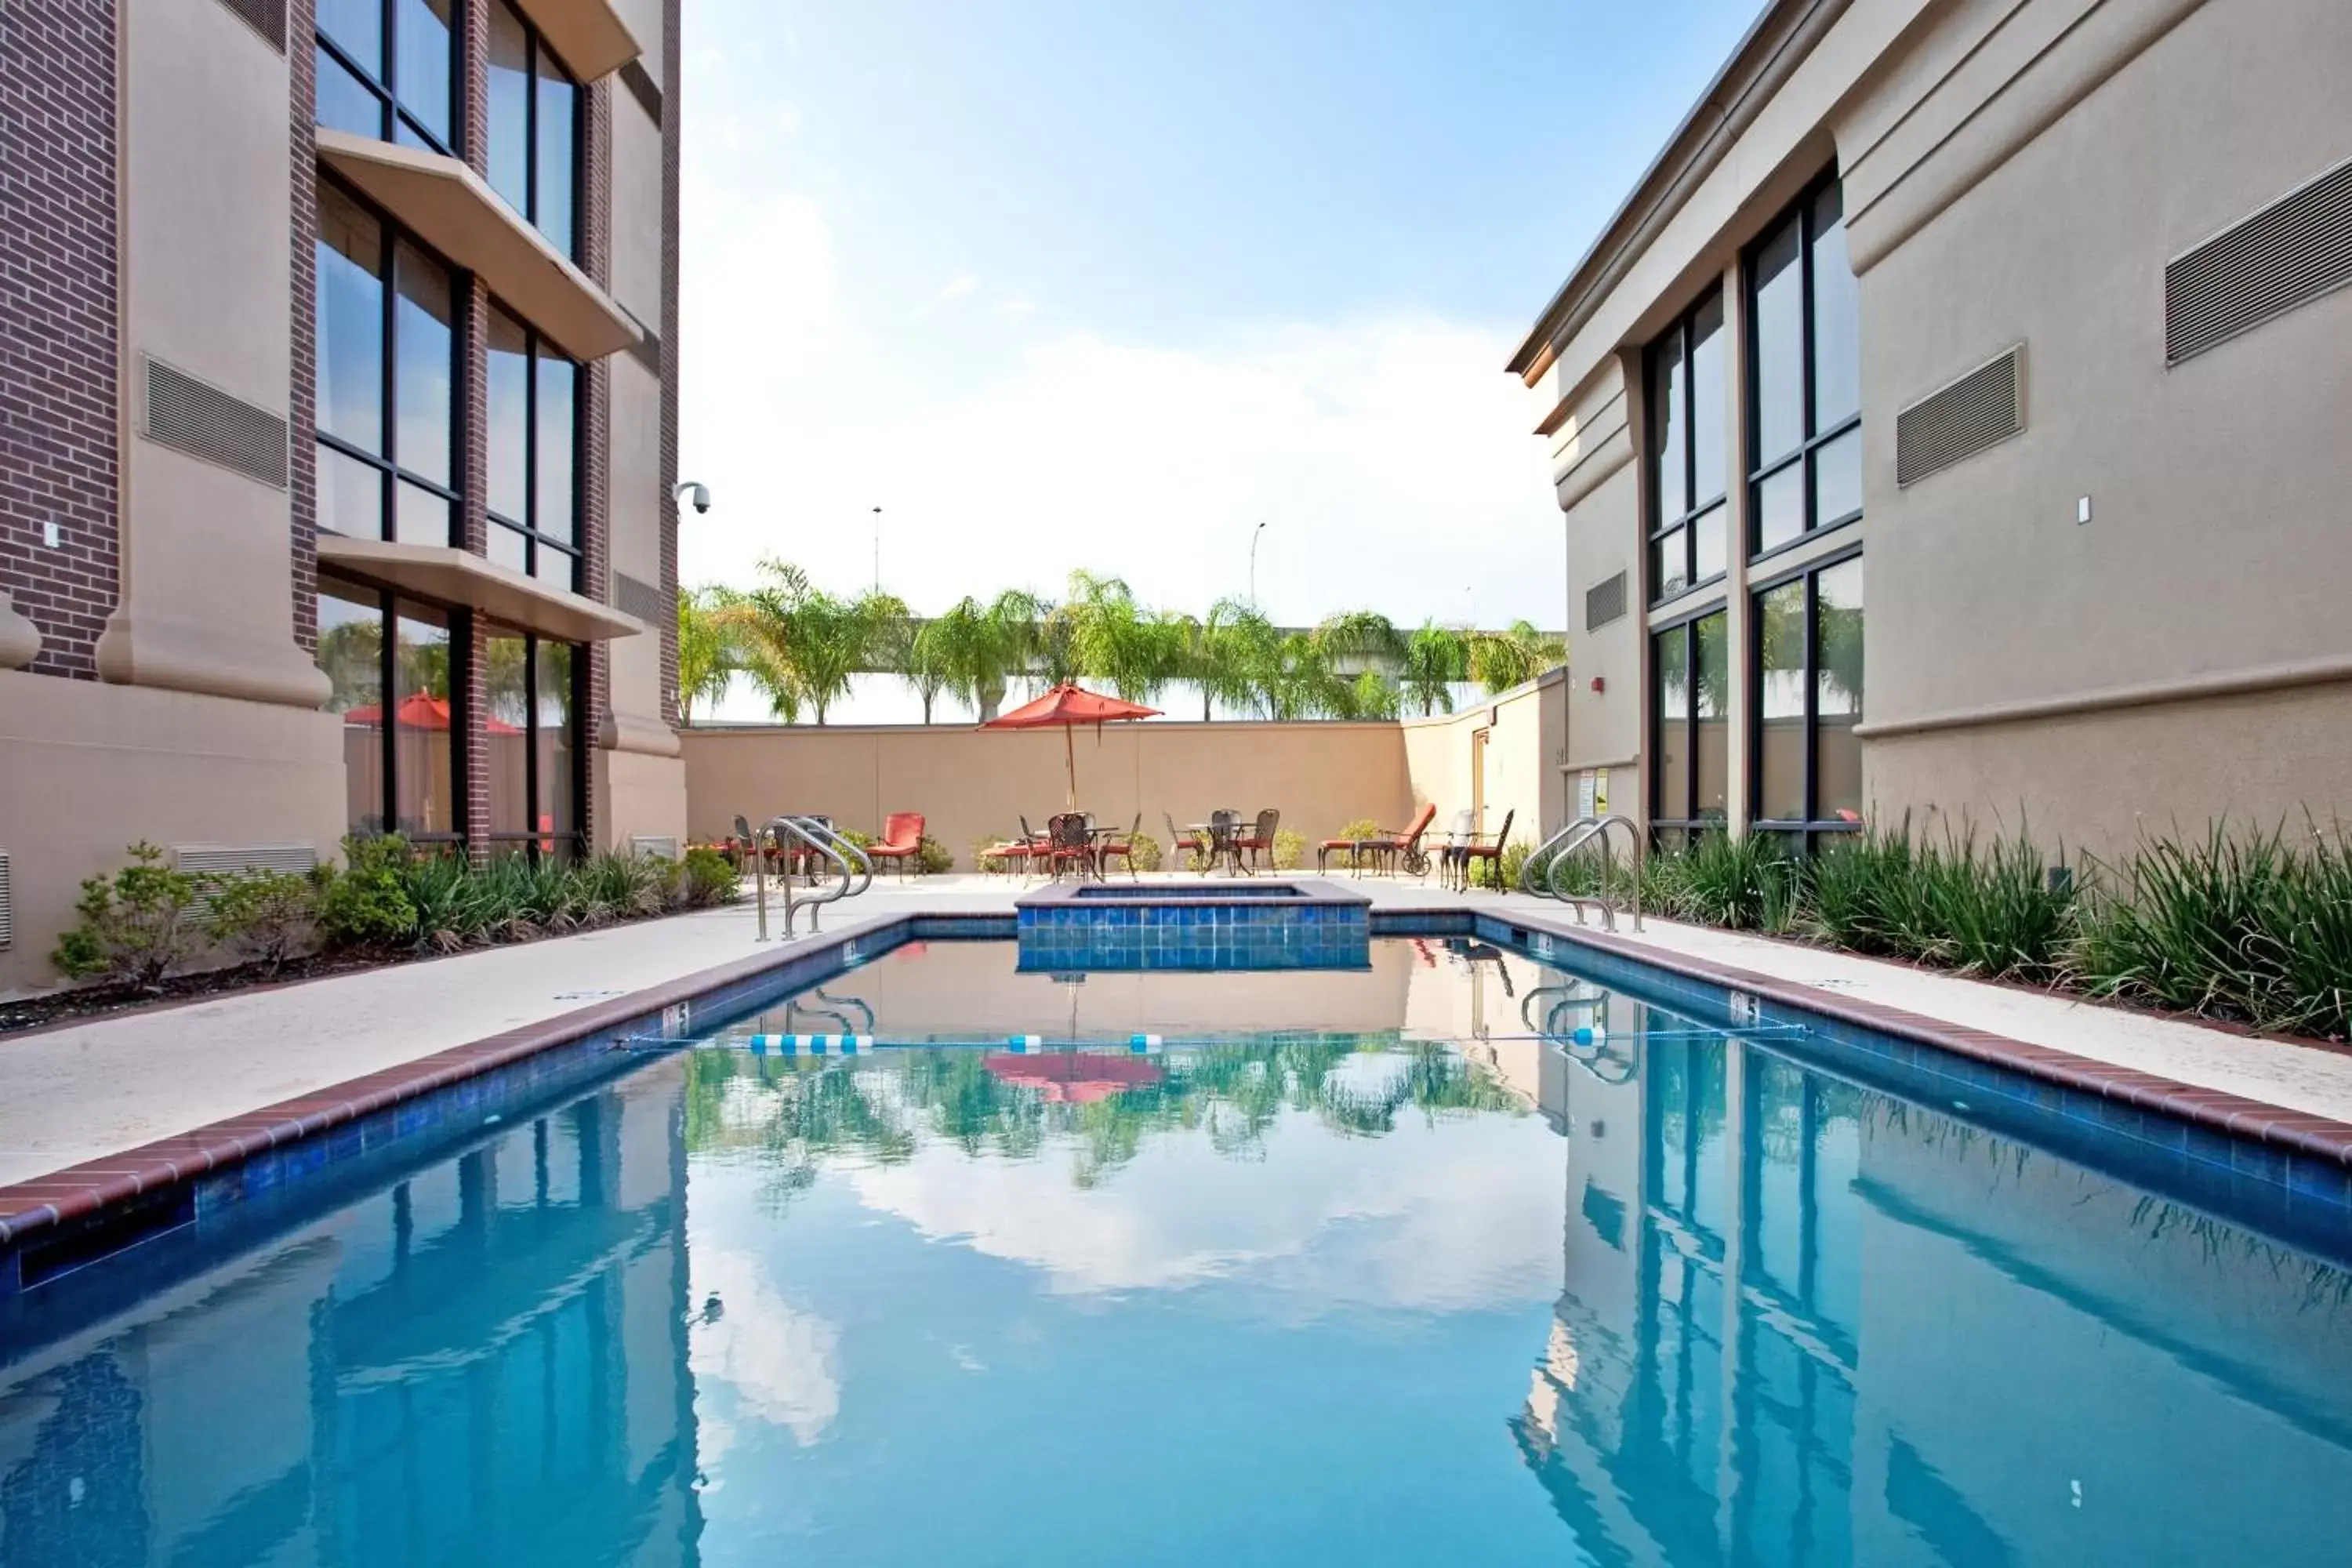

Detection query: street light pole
(1249, 521), (1266, 608)
(872, 506), (883, 593)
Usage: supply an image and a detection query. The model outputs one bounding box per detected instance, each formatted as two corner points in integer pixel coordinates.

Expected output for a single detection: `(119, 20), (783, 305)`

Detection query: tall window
(316, 183), (459, 548)
(1646, 292), (1727, 603)
(316, 0), (459, 154)
(317, 578), (463, 847)
(1753, 555), (1864, 848)
(484, 628), (583, 860)
(488, 1), (580, 256)
(487, 305), (582, 589)
(1651, 610), (1729, 848)
(1747, 180), (1861, 557)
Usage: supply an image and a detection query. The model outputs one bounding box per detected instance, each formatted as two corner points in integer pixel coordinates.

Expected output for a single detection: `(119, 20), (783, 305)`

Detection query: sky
(674, 0), (1762, 719)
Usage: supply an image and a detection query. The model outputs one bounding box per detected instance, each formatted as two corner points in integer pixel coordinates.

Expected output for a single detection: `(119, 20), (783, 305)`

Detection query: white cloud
(689, 1244), (844, 1446)
(913, 274), (982, 318)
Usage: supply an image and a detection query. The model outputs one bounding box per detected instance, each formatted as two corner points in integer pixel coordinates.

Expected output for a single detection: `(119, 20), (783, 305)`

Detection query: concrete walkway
(2, 873), (2347, 1187)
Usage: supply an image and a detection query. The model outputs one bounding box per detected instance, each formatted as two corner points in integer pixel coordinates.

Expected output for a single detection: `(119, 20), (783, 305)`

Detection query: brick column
(581, 75), (615, 854)
(658, 0), (683, 728)
(459, 0), (494, 862)
(0, 0), (122, 678)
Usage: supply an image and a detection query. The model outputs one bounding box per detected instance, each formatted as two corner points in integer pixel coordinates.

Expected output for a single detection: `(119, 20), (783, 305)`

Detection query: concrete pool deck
(2, 873), (2350, 1190)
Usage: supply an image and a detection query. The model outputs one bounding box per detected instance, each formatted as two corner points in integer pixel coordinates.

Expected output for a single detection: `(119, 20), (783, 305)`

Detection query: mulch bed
(0, 951), (405, 1038)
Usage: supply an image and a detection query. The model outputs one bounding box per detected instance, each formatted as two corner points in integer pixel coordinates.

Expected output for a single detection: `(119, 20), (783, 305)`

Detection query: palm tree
(676, 586), (742, 724)
(1400, 621), (1468, 717)
(735, 558), (896, 724)
(1062, 571), (1183, 703)
(899, 614), (961, 724)
(1468, 619), (1566, 696)
(1198, 597), (1279, 718)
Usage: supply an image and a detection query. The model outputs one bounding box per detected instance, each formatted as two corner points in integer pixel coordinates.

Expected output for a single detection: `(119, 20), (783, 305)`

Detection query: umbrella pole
(1064, 724), (1076, 809)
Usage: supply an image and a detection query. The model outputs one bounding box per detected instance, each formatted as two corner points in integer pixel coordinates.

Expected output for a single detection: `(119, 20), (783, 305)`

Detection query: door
(1470, 728), (1490, 833)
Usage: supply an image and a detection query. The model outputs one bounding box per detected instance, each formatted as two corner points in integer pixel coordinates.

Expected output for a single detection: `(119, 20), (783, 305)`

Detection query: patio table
(1185, 822), (1249, 878)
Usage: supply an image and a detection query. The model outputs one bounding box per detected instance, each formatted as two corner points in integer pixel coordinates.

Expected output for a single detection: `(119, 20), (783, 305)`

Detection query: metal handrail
(1519, 813), (1644, 931)
(1518, 817), (1595, 895)
(764, 815), (873, 935)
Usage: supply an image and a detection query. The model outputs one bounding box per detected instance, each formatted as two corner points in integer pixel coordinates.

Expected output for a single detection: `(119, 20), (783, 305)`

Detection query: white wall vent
(173, 844), (319, 879)
(212, 0), (287, 51)
(630, 836), (681, 861)
(0, 851), (13, 950)
(2166, 154), (2352, 365)
(143, 358), (289, 489)
(1895, 345), (2025, 487)
(612, 572), (672, 626)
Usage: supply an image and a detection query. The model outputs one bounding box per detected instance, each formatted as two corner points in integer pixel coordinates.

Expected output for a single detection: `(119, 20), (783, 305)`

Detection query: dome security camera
(673, 480), (712, 515)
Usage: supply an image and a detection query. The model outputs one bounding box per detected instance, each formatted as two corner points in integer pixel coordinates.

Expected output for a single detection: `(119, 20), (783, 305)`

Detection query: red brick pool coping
(4, 900), (2350, 1253)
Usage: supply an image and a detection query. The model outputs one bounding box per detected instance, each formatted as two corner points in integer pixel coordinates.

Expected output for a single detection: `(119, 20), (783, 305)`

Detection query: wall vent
(613, 572), (672, 626)
(175, 845), (319, 927)
(620, 60), (663, 125)
(143, 358), (289, 489)
(630, 836), (681, 861)
(1895, 346), (2024, 487)
(2166, 155), (2352, 365)
(1584, 571), (1627, 632)
(211, 0), (287, 52)
(0, 850), (12, 950)
(629, 326), (663, 377)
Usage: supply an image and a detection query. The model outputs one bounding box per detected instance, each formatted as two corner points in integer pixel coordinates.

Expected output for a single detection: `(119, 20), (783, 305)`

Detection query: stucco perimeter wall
(0, 670), (346, 996)
(1399, 671), (1569, 852)
(679, 721), (1415, 865)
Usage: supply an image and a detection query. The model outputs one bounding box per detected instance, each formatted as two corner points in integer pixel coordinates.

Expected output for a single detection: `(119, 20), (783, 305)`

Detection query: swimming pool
(2, 933), (2349, 1564)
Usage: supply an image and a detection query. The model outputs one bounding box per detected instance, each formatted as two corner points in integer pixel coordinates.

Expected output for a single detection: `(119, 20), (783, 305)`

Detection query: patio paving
(1, 872), (2347, 1189)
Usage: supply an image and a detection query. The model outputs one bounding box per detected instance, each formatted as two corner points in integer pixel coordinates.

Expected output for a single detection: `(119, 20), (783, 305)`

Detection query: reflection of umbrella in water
(982, 1052), (1163, 1105)
(343, 691), (524, 734)
(980, 681), (1160, 809)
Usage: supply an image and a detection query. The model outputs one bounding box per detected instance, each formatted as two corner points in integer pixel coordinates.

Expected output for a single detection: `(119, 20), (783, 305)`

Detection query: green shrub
(209, 865), (331, 975)
(2072, 821), (2352, 1038)
(1123, 831), (1163, 873)
(916, 836), (955, 875)
(407, 851), (498, 950)
(1498, 840), (1534, 891)
(1675, 829), (1801, 931)
(323, 834), (419, 949)
(1272, 829), (1307, 871)
(52, 842), (209, 990)
(973, 836), (1021, 875)
(1331, 818), (1382, 869)
(681, 845), (740, 906)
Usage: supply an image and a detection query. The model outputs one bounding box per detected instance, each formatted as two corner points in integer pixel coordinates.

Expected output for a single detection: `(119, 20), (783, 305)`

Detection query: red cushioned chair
(866, 811), (926, 880)
(1319, 801), (1439, 879)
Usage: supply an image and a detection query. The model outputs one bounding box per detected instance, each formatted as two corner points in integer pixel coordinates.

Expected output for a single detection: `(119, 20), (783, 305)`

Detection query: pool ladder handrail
(1518, 814), (1645, 932)
(735, 814), (874, 938)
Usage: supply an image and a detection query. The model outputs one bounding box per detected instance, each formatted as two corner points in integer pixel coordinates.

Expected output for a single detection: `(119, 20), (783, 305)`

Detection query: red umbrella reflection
(982, 1052), (1163, 1105)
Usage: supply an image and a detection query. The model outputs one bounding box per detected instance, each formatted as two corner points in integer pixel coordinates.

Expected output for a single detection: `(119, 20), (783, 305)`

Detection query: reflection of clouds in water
(689, 1246), (842, 1446)
(848, 1111), (1563, 1313)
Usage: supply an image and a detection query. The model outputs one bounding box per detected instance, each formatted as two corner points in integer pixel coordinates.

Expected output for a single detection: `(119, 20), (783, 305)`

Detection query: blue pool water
(3, 935), (2351, 1564)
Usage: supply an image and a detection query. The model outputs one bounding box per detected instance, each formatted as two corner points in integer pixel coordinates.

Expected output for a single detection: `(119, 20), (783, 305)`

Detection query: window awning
(318, 534), (644, 644)
(315, 129), (641, 361)
(510, 0), (643, 82)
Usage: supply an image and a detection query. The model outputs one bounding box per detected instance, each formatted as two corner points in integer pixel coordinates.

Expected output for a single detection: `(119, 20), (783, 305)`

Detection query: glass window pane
(485, 631), (530, 836)
(315, 47), (383, 140)
(535, 641), (578, 848)
(392, 241), (453, 485)
(1652, 330), (1685, 523)
(395, 479), (452, 547)
(534, 347), (576, 542)
(314, 185), (384, 452)
(316, 581), (386, 837)
(535, 53), (579, 255)
(317, 0), (382, 77)
(1751, 216), (1803, 465)
(532, 546), (578, 591)
(1809, 184), (1861, 432)
(488, 3), (532, 216)
(1693, 503), (1726, 583)
(1654, 629), (1690, 822)
(1757, 582), (1806, 822)
(1813, 426), (1863, 529)
(487, 308), (530, 524)
(1754, 463), (1802, 556)
(488, 522), (531, 573)
(317, 445), (385, 539)
(1689, 294), (1726, 506)
(393, 604), (456, 837)
(1694, 612), (1729, 819)
(1815, 558), (1864, 824)
(1651, 525), (1687, 602)
(394, 0), (454, 147)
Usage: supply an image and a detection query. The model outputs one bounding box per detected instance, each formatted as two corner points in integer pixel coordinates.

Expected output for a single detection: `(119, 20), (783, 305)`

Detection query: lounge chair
(867, 811), (925, 880)
(1236, 808), (1280, 873)
(1453, 809), (1515, 891)
(1319, 802), (1438, 878)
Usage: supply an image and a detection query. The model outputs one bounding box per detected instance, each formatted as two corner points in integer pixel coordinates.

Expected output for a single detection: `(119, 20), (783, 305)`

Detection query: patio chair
(1097, 814), (1145, 880)
(1319, 802), (1438, 878)
(1163, 811), (1203, 870)
(1436, 808), (1475, 890)
(978, 815), (1048, 879)
(1454, 809), (1515, 892)
(1236, 808), (1280, 873)
(1044, 811), (1095, 880)
(866, 811), (925, 880)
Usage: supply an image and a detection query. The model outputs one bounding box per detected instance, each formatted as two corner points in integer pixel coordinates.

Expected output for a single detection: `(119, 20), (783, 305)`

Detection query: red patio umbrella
(981, 681), (1159, 808)
(982, 1051), (1164, 1105)
(342, 692), (524, 734)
